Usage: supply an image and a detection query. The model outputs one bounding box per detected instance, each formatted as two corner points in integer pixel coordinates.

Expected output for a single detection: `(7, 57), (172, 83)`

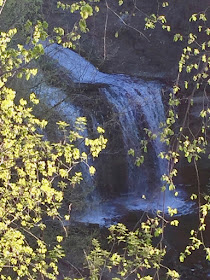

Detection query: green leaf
(89, 166), (96, 175)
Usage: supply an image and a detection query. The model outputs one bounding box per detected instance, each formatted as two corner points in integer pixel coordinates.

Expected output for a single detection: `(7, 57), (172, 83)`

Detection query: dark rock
(44, 0), (209, 80)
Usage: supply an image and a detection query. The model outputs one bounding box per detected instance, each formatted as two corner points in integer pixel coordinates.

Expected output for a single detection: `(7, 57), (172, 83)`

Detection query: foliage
(53, 0), (101, 48)
(0, 0), (43, 43)
(86, 221), (167, 280)
(154, 4), (210, 264)
(82, 1), (210, 279)
(0, 2), (107, 279)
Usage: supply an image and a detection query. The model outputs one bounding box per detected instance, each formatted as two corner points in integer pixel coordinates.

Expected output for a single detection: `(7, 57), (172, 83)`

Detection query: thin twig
(0, 0), (7, 16)
(104, 1), (109, 60)
(106, 1), (149, 42)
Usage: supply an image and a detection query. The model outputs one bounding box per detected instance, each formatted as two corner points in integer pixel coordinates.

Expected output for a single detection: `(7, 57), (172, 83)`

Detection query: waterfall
(44, 44), (166, 185)
(44, 44), (193, 225)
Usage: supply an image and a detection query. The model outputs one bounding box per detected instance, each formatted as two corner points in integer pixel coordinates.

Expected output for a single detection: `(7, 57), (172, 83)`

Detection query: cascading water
(44, 43), (194, 225)
(100, 76), (167, 192)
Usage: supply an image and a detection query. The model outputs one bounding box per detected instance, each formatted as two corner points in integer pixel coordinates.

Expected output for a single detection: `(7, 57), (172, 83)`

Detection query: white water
(79, 188), (194, 227)
(44, 44), (194, 226)
(35, 82), (81, 125)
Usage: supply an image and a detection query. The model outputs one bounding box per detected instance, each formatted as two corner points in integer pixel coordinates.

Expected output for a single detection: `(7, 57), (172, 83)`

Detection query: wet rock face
(67, 84), (129, 195)
(174, 90), (210, 188)
(45, 0), (209, 80)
